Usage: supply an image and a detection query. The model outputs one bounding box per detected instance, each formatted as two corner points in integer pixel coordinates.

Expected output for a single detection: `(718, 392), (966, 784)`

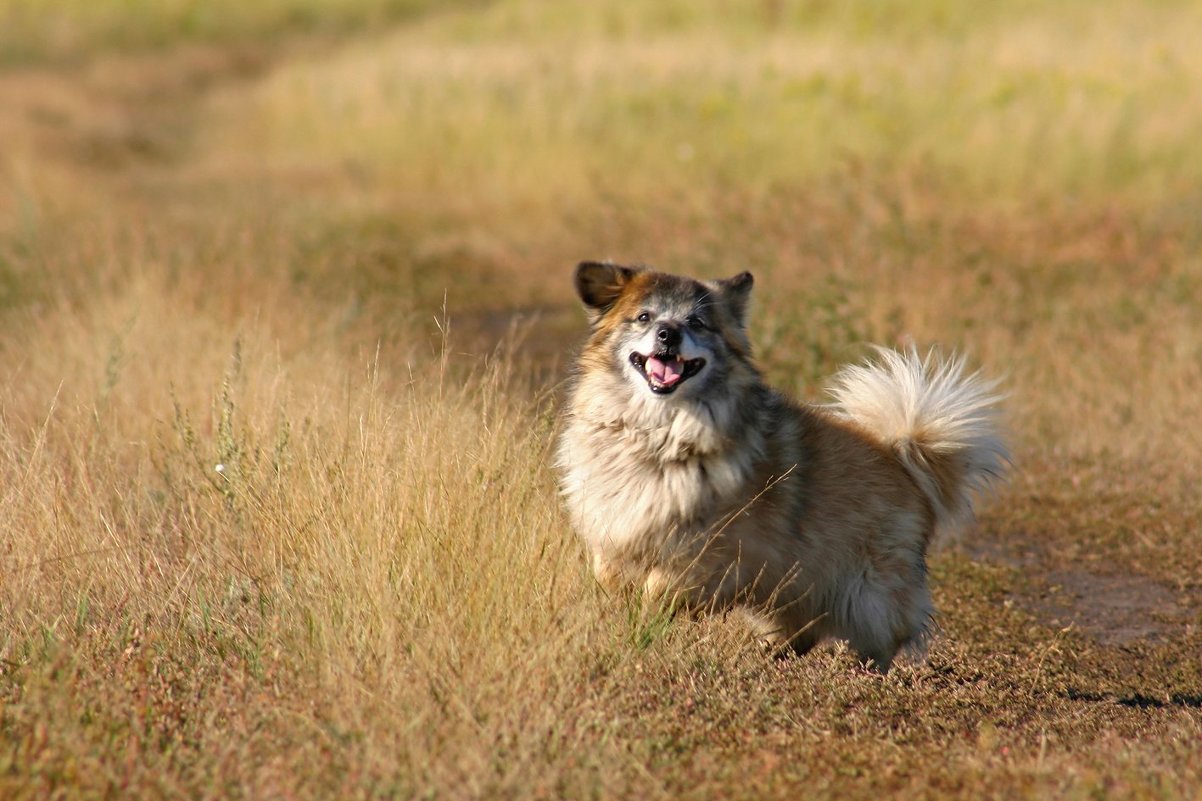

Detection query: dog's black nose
(655, 324), (681, 348)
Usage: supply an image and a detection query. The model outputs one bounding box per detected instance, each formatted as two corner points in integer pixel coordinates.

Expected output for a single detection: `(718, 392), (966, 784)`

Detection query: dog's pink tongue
(647, 356), (683, 386)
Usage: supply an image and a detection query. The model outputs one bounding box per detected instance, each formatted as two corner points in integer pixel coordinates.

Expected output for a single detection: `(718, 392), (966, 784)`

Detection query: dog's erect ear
(574, 261), (639, 323)
(717, 271), (754, 325)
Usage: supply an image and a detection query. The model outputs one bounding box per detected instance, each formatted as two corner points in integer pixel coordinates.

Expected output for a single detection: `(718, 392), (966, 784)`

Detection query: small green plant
(628, 592), (680, 652)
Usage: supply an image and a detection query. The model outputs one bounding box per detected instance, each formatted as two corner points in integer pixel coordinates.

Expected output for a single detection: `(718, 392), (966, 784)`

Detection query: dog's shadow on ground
(1065, 689), (1202, 709)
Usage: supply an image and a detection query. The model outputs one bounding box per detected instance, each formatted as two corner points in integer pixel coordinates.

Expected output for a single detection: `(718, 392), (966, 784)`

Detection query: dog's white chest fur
(556, 375), (755, 558)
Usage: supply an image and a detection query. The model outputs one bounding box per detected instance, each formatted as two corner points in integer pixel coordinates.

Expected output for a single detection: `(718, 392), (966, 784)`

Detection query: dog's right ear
(574, 261), (638, 324)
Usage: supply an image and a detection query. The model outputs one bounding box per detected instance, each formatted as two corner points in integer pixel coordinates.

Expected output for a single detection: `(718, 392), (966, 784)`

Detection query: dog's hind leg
(852, 643), (897, 674)
(846, 591), (933, 673)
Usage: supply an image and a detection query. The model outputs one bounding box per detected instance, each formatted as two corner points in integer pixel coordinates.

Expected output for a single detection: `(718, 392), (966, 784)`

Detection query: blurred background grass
(0, 0), (475, 63)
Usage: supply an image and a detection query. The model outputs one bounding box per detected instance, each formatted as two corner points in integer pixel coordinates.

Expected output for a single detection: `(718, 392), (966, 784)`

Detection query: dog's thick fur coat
(556, 263), (1008, 670)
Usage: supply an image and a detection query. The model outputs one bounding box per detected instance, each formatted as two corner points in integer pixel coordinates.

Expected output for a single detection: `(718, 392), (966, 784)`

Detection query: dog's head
(573, 261), (756, 402)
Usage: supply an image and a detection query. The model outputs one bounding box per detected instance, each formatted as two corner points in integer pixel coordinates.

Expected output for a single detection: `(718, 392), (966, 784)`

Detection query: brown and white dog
(555, 262), (1008, 671)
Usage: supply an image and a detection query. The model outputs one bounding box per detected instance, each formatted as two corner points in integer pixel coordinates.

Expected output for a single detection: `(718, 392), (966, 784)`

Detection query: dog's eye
(686, 315), (707, 330)
(637, 312), (651, 323)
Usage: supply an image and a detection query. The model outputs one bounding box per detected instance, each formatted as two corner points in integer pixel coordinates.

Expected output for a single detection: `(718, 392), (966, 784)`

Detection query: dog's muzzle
(629, 349), (706, 394)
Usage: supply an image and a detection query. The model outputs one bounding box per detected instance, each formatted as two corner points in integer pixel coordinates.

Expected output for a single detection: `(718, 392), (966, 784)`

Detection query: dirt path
(966, 532), (1195, 647)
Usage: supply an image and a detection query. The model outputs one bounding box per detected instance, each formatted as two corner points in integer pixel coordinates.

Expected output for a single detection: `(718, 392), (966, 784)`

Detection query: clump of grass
(0, 277), (651, 797)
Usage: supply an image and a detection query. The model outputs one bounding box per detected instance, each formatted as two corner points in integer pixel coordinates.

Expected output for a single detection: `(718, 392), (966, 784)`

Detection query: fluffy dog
(555, 262), (1008, 671)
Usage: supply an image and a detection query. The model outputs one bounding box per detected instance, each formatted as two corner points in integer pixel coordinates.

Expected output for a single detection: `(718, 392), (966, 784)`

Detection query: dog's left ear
(718, 271), (754, 325)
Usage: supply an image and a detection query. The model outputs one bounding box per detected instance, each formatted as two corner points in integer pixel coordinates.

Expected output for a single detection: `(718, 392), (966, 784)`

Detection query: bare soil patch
(966, 532), (1195, 646)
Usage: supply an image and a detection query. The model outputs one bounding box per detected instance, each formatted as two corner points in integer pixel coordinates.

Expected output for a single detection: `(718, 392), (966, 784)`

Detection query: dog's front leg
(590, 552), (625, 591)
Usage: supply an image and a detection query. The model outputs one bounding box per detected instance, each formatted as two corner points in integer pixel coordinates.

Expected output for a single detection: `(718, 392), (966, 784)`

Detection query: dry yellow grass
(2, 0), (1201, 798)
(0, 272), (620, 796)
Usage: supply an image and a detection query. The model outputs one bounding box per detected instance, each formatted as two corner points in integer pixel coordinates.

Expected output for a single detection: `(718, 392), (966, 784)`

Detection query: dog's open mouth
(629, 351), (706, 394)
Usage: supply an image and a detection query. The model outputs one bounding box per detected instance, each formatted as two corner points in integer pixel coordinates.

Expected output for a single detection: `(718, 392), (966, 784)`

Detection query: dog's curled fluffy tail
(828, 347), (1010, 543)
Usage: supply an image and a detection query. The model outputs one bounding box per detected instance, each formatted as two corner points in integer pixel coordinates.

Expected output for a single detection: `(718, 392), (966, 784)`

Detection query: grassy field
(2, 0), (1201, 798)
